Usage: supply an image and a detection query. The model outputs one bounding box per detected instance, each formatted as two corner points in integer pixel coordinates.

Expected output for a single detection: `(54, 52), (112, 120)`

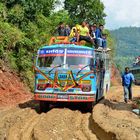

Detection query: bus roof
(39, 44), (94, 51)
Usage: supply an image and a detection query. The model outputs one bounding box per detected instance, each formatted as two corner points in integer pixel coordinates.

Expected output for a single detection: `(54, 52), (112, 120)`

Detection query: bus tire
(95, 89), (99, 103)
(87, 102), (93, 112)
(82, 102), (93, 112)
(39, 101), (50, 113)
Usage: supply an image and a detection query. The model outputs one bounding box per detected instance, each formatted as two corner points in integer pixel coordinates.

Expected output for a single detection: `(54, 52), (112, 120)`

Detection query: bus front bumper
(34, 93), (95, 102)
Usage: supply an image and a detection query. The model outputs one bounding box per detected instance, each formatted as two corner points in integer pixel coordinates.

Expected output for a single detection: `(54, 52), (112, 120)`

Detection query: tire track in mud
(89, 113), (117, 140)
(0, 100), (128, 140)
(33, 108), (98, 140)
(0, 105), (99, 140)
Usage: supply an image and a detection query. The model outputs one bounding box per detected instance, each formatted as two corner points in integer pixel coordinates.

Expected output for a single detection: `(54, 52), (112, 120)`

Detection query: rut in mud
(0, 103), (96, 140)
(0, 100), (118, 140)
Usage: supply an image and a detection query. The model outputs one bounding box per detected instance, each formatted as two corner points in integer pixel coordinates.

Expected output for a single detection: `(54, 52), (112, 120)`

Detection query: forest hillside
(111, 27), (140, 71)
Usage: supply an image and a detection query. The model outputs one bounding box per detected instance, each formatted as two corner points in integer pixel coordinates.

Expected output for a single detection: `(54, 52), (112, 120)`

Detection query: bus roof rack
(49, 36), (90, 46)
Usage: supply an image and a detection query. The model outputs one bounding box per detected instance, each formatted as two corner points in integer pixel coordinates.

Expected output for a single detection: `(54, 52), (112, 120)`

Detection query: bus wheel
(39, 101), (50, 113)
(87, 102), (93, 112)
(95, 89), (99, 103)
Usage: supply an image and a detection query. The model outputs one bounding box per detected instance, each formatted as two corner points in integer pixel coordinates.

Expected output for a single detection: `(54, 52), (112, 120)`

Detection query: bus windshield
(66, 56), (91, 67)
(66, 48), (93, 68)
(37, 48), (93, 69)
(37, 56), (92, 69)
(38, 56), (64, 67)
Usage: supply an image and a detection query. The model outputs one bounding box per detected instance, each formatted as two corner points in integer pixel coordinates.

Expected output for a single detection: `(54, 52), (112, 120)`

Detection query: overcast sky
(57, 0), (140, 29)
(102, 0), (140, 29)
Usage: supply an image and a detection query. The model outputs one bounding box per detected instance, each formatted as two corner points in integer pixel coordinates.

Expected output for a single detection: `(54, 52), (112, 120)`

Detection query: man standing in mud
(122, 67), (135, 103)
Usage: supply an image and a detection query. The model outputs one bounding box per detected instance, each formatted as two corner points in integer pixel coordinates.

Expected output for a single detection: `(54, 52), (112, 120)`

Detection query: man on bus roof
(57, 22), (66, 36)
(95, 24), (104, 48)
(77, 21), (94, 45)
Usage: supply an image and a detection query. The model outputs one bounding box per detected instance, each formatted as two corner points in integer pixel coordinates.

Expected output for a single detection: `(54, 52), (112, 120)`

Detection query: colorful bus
(34, 43), (111, 111)
(130, 66), (140, 85)
(130, 57), (140, 85)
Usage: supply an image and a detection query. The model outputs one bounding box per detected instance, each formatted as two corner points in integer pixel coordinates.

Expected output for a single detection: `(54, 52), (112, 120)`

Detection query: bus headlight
(81, 85), (91, 92)
(37, 84), (46, 90)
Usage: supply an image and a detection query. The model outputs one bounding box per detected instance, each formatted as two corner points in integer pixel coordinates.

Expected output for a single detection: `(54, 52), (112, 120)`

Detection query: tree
(1, 0), (56, 21)
(64, 0), (106, 24)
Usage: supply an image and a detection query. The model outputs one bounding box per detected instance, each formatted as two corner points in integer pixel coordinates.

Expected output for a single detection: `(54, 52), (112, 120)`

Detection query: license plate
(57, 95), (68, 99)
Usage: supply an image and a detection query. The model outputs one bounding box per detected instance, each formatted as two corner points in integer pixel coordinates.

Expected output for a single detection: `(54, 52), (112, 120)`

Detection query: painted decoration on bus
(38, 48), (93, 58)
(38, 48), (65, 57)
(67, 48), (93, 58)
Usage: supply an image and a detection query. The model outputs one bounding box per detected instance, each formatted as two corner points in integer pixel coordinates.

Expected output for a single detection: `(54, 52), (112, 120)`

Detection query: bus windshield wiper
(48, 64), (65, 74)
(76, 65), (90, 76)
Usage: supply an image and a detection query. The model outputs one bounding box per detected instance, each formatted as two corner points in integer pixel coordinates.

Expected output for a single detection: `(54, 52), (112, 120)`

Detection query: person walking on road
(122, 67), (135, 103)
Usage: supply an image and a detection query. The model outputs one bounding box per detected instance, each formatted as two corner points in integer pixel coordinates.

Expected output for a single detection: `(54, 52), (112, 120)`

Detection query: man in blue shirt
(95, 24), (107, 49)
(95, 24), (103, 39)
(122, 67), (135, 103)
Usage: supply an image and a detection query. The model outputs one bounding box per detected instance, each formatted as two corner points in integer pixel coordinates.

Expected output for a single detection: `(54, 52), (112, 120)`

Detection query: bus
(34, 43), (111, 112)
(130, 66), (140, 85)
(130, 57), (140, 85)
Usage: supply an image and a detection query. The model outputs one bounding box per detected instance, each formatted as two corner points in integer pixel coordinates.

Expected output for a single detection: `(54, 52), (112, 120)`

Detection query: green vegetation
(0, 0), (71, 89)
(0, 0), (112, 90)
(111, 27), (140, 72)
(64, 0), (106, 24)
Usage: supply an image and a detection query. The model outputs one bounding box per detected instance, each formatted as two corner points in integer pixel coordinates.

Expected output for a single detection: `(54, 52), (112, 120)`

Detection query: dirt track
(0, 105), (98, 140)
(0, 86), (140, 140)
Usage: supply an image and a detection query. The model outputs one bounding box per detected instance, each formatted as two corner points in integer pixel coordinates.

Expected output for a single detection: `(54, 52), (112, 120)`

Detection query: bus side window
(105, 59), (109, 70)
(100, 60), (105, 69)
(95, 58), (100, 70)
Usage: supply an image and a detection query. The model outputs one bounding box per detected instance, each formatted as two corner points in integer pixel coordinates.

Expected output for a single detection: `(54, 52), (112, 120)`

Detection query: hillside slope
(111, 27), (140, 71)
(0, 63), (32, 107)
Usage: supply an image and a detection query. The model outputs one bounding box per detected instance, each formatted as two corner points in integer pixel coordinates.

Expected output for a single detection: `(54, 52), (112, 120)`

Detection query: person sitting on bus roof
(57, 22), (66, 36)
(77, 21), (94, 45)
(69, 27), (78, 42)
(65, 24), (71, 36)
(95, 24), (104, 48)
(90, 24), (97, 39)
(95, 25), (110, 50)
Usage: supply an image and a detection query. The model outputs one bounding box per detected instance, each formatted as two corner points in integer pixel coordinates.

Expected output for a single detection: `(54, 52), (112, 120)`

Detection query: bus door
(96, 53), (105, 99)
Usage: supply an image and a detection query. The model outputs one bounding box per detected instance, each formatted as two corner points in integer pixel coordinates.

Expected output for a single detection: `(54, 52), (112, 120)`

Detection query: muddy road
(0, 86), (140, 140)
(0, 103), (98, 140)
